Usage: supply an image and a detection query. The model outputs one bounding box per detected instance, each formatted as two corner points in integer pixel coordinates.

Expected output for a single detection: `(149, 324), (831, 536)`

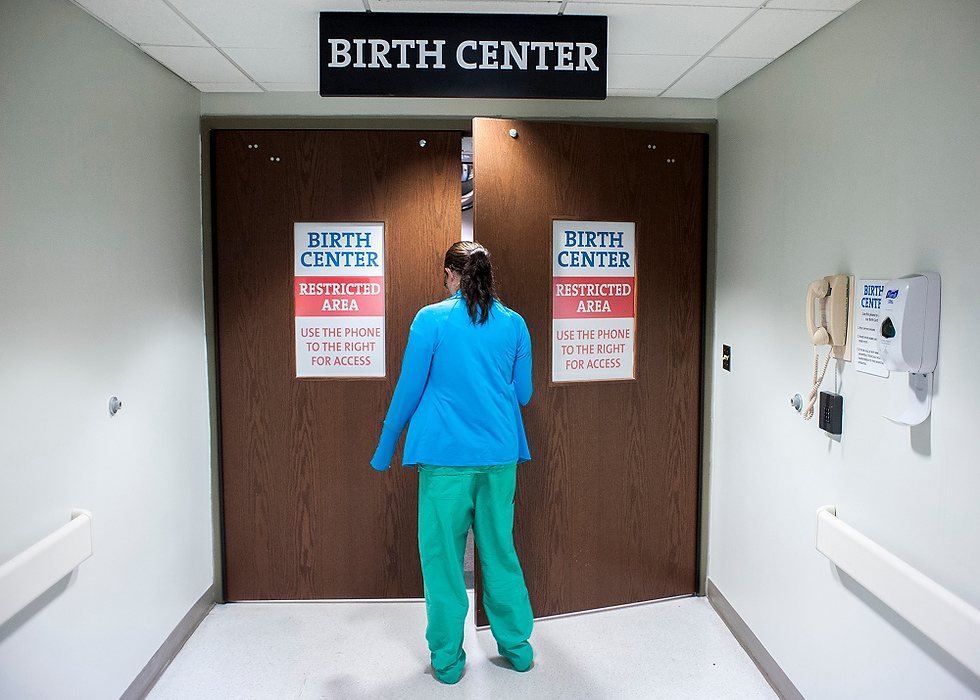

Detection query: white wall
(710, 0), (980, 697)
(0, 0), (213, 697)
(201, 88), (716, 121)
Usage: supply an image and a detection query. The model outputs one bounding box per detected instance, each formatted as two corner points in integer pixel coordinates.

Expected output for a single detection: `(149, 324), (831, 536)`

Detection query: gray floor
(147, 591), (777, 699)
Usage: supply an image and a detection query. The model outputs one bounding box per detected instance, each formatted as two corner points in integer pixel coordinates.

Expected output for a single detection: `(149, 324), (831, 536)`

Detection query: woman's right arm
(370, 316), (435, 471)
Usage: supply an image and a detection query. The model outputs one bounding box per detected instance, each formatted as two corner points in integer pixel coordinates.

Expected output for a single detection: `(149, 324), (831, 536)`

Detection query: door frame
(200, 115), (718, 604)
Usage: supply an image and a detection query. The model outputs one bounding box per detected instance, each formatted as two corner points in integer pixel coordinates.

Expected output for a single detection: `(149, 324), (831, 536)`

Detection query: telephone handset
(801, 275), (853, 421)
(806, 275), (850, 347)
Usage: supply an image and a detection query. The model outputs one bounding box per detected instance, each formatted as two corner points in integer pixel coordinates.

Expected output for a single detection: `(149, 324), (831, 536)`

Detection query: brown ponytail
(444, 241), (495, 324)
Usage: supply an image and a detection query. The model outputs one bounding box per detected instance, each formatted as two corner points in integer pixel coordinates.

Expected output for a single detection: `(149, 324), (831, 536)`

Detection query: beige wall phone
(802, 275), (854, 420)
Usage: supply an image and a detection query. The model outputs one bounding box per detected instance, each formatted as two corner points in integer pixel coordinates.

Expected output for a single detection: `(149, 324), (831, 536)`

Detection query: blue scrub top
(371, 291), (532, 470)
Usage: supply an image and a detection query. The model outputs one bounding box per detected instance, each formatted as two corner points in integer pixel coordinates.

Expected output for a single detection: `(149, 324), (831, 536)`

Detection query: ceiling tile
(71, 0), (208, 47)
(192, 81), (264, 92)
(368, 0), (562, 12)
(765, 0), (861, 10)
(606, 88), (662, 97)
(581, 0), (759, 5)
(169, 0), (362, 50)
(711, 8), (839, 59)
(607, 54), (699, 94)
(568, 3), (754, 56)
(141, 45), (252, 83)
(223, 48), (319, 84)
(661, 56), (770, 98)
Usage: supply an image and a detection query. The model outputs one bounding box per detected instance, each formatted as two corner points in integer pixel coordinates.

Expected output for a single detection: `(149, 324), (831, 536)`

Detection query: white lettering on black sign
(320, 13), (607, 99)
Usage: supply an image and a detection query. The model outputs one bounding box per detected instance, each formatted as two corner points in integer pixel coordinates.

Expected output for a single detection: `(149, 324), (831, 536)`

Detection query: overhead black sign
(319, 12), (607, 100)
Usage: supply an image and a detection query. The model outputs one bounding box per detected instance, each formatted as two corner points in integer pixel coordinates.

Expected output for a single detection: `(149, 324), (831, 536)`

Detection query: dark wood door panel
(473, 119), (705, 620)
(214, 129), (460, 600)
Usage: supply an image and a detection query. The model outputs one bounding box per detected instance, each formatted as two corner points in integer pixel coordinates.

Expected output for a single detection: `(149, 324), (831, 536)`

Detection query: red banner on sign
(295, 276), (385, 316)
(553, 276), (635, 319)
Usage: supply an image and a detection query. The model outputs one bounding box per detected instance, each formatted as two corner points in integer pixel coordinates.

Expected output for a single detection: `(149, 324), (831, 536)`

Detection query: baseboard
(121, 586), (215, 700)
(706, 578), (804, 700)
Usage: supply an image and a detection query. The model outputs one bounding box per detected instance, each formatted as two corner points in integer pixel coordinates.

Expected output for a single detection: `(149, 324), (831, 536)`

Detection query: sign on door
(294, 222), (385, 378)
(552, 220), (636, 382)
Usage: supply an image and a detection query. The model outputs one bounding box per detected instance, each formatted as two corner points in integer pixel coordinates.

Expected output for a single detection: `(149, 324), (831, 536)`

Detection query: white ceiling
(70, 0), (862, 99)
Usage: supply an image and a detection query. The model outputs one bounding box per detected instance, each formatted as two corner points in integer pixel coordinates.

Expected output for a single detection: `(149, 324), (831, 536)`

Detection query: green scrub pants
(417, 463), (533, 684)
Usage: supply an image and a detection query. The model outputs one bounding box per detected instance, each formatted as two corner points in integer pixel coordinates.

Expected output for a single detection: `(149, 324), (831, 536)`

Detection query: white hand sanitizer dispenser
(877, 272), (940, 425)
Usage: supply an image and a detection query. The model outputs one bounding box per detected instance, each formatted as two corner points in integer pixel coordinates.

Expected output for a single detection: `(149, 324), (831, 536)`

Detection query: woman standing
(371, 241), (534, 684)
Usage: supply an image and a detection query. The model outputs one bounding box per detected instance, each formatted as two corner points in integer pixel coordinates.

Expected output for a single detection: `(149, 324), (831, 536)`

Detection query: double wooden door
(473, 119), (705, 621)
(213, 121), (705, 614)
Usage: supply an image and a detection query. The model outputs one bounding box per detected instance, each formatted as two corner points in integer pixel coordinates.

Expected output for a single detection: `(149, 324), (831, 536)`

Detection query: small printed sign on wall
(294, 223), (385, 378)
(552, 220), (636, 382)
(854, 278), (889, 378)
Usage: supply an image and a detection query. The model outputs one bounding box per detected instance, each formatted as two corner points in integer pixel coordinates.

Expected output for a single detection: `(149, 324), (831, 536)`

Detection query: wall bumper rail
(0, 509), (93, 627)
(815, 505), (980, 677)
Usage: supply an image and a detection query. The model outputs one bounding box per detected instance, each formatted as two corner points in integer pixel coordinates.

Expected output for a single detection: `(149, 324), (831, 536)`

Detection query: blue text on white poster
(854, 278), (889, 378)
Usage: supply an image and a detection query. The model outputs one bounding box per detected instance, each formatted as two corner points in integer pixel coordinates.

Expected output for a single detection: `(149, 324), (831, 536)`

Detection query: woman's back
(370, 240), (532, 471)
(404, 295), (531, 466)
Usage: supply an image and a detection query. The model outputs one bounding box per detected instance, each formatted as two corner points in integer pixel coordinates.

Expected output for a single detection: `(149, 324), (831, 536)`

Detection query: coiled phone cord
(803, 348), (832, 420)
